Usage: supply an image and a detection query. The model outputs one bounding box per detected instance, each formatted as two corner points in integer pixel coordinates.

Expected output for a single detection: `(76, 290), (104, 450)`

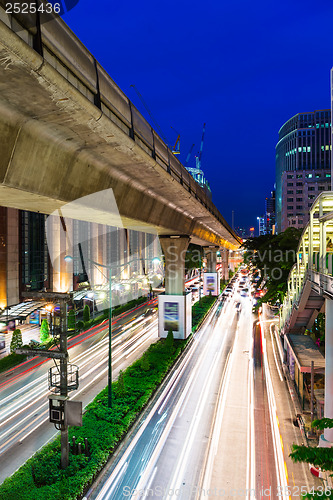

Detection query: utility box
(66, 400), (82, 427)
(49, 395), (67, 425)
(48, 395), (82, 427)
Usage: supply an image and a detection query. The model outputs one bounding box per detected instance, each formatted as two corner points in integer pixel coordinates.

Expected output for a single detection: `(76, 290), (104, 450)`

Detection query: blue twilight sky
(62, 0), (333, 232)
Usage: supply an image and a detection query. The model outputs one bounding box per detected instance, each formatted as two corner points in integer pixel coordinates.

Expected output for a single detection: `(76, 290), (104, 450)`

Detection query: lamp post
(91, 256), (161, 408)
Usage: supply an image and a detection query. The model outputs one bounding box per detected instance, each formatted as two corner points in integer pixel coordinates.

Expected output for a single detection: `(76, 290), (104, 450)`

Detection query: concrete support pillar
(0, 208), (20, 308)
(50, 215), (73, 293)
(159, 236), (190, 295)
(90, 223), (99, 287)
(158, 236), (191, 340)
(203, 246), (219, 273)
(320, 298), (333, 446)
(61, 218), (73, 293)
(221, 248), (229, 281)
(51, 216), (61, 292)
(6, 208), (20, 306)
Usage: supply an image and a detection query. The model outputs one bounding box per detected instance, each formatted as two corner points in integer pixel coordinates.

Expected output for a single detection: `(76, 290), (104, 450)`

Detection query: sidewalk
(261, 304), (322, 493)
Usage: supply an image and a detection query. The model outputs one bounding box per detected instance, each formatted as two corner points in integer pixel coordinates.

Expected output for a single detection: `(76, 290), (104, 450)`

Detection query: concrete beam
(0, 21), (239, 250)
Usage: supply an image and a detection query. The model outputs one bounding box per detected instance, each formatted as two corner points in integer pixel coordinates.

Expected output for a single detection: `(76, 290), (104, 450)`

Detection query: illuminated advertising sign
(158, 293), (192, 339)
(164, 302), (179, 332)
(203, 272), (219, 296)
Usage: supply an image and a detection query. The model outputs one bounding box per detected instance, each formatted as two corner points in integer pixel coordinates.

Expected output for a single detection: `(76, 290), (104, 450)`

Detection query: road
(88, 289), (252, 500)
(0, 299), (158, 483)
(89, 276), (317, 500)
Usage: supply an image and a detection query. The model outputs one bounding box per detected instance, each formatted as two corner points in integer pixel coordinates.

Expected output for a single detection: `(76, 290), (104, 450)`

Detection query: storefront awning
(0, 301), (46, 322)
(285, 334), (325, 373)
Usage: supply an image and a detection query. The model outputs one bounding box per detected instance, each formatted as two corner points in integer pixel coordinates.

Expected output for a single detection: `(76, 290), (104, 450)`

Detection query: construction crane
(185, 143), (195, 166)
(170, 126), (180, 155)
(195, 123), (206, 170)
(172, 134), (180, 155)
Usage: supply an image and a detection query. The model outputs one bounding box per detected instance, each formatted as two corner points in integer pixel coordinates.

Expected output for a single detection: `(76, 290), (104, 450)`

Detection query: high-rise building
(265, 190), (275, 234)
(275, 110), (331, 232)
(257, 216), (266, 236)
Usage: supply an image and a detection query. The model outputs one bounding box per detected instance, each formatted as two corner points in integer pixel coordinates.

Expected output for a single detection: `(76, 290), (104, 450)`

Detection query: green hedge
(0, 352), (26, 374)
(192, 295), (216, 332)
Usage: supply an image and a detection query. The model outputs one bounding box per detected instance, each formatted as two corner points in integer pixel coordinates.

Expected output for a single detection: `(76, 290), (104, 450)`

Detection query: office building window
(308, 187), (315, 191)
(287, 190), (293, 194)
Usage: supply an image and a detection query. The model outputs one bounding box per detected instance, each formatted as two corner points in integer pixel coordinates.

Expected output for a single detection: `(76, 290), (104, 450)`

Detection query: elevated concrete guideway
(0, 10), (240, 250)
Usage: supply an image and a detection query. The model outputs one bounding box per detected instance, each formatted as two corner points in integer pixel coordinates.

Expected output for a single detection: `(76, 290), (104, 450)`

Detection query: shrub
(165, 329), (174, 352)
(83, 305), (90, 323)
(77, 320), (84, 332)
(40, 319), (50, 343)
(10, 328), (23, 353)
(68, 310), (75, 331)
(140, 353), (151, 372)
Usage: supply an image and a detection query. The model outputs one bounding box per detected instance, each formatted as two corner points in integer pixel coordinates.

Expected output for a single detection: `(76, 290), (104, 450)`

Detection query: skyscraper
(265, 190), (275, 234)
(275, 110), (331, 232)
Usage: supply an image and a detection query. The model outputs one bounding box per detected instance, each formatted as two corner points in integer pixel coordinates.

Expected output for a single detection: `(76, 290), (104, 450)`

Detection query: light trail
(0, 315), (158, 458)
(259, 317), (290, 500)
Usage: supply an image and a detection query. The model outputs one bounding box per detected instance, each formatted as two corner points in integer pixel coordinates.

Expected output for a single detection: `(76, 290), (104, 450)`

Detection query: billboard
(158, 293), (192, 339)
(203, 272), (219, 296)
(164, 301), (179, 332)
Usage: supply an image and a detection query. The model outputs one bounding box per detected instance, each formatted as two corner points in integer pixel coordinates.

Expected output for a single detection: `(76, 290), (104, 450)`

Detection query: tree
(40, 319), (50, 343)
(243, 227), (302, 306)
(68, 309), (75, 331)
(185, 244), (203, 271)
(290, 418), (333, 498)
(83, 304), (90, 323)
(10, 329), (22, 353)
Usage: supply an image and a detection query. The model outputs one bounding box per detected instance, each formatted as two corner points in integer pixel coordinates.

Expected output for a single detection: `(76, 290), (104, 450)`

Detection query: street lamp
(91, 256), (161, 408)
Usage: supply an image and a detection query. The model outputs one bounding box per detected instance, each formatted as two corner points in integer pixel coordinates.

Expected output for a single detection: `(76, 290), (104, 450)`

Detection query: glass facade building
(275, 110), (331, 232)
